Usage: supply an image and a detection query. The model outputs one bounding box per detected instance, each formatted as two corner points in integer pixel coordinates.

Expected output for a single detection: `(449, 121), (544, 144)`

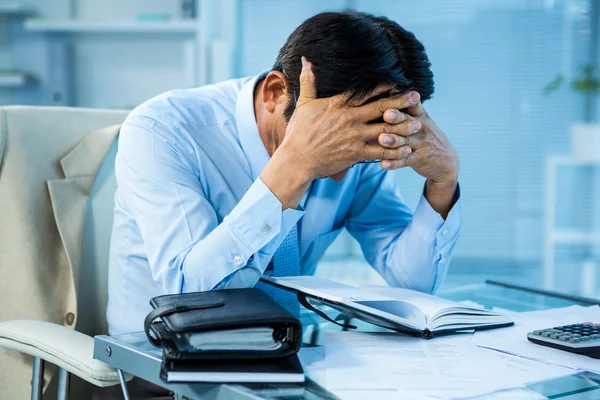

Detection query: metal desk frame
(94, 333), (267, 400)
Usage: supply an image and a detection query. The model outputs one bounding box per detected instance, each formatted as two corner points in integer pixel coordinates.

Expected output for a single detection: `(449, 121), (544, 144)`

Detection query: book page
(362, 286), (461, 319)
(269, 276), (391, 302)
(265, 276), (428, 330)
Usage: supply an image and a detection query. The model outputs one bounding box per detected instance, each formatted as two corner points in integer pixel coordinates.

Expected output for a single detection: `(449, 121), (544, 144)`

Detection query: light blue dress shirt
(107, 73), (463, 335)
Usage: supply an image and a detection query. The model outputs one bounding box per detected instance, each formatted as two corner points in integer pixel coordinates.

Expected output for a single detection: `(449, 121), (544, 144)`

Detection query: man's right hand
(261, 56), (421, 209)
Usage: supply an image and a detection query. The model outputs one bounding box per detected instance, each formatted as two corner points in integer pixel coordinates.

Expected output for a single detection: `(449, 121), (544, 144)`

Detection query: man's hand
(377, 97), (460, 217)
(279, 57), (416, 180)
(262, 56), (419, 209)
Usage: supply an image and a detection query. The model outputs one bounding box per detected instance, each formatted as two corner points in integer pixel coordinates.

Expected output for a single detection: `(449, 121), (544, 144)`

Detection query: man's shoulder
(124, 76), (253, 132)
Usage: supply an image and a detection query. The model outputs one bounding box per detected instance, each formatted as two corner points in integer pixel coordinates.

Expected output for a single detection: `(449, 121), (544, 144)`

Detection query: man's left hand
(377, 91), (460, 217)
(378, 92), (459, 182)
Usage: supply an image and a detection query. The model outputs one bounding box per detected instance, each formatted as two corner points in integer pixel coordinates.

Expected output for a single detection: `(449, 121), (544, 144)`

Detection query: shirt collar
(236, 71), (270, 181)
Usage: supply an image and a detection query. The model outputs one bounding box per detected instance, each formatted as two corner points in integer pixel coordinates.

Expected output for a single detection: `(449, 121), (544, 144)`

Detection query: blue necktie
(261, 225), (301, 315)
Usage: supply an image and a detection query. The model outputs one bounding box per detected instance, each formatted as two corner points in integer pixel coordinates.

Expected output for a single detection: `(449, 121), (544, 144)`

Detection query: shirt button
(261, 223), (272, 234)
(233, 255), (243, 265)
(441, 229), (448, 236)
(65, 312), (75, 326)
(440, 257), (447, 264)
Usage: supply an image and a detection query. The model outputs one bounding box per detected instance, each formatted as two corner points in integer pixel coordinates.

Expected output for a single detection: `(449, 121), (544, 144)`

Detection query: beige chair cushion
(0, 320), (131, 387)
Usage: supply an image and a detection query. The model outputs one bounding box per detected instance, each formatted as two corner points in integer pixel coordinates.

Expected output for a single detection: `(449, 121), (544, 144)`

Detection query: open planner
(261, 276), (513, 338)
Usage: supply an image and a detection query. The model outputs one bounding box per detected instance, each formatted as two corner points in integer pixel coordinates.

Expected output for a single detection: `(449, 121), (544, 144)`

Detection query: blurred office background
(1, 0), (599, 295)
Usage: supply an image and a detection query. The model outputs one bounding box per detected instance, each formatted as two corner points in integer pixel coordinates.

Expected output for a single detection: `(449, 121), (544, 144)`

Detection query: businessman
(107, 11), (462, 338)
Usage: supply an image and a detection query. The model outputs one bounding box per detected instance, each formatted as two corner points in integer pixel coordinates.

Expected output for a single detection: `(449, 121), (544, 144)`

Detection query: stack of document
(300, 329), (578, 399)
(296, 301), (600, 399)
(473, 305), (600, 374)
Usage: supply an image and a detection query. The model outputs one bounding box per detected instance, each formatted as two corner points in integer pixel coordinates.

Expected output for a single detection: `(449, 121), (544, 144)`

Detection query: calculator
(527, 323), (600, 359)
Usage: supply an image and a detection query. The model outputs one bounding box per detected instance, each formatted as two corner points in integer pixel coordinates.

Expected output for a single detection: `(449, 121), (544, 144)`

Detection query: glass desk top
(95, 281), (600, 400)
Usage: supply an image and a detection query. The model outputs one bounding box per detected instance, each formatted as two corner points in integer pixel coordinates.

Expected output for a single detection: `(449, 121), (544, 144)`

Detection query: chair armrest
(0, 320), (131, 387)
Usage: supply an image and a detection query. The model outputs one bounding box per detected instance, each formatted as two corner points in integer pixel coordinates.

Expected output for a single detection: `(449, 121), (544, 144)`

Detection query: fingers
(384, 109), (412, 124)
(361, 144), (411, 161)
(380, 153), (418, 170)
(359, 91), (421, 121)
(379, 133), (407, 148)
(361, 130), (427, 169)
(405, 98), (426, 117)
(363, 119), (421, 142)
(346, 82), (397, 107)
(297, 56), (317, 104)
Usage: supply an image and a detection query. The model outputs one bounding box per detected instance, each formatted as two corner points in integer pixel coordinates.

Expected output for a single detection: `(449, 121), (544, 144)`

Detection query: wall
(2, 0), (599, 266)
(6, 0), (196, 108)
(0, 14), (11, 105)
(237, 0), (599, 264)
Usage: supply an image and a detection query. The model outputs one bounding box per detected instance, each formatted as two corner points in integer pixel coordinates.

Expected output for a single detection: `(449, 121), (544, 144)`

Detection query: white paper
(324, 331), (524, 399)
(329, 388), (437, 400)
(300, 346), (573, 399)
(498, 352), (578, 384)
(474, 305), (600, 374)
(185, 327), (280, 350)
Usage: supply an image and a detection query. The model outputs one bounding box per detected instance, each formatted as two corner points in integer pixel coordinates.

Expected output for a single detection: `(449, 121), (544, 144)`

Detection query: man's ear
(261, 71), (292, 113)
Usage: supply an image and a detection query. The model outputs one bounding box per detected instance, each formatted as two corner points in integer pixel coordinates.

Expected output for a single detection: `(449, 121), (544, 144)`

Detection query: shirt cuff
(225, 177), (305, 257)
(411, 183), (462, 245)
(186, 178), (305, 291)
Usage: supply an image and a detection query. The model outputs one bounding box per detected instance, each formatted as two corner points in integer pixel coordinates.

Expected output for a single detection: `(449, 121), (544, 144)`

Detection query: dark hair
(273, 11), (434, 121)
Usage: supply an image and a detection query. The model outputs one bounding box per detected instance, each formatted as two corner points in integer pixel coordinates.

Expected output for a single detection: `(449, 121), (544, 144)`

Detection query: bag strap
(297, 294), (357, 330)
(144, 299), (224, 347)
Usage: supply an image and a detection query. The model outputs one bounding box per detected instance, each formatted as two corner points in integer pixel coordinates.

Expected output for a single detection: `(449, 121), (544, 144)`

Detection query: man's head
(269, 11), (434, 122)
(255, 11), (434, 180)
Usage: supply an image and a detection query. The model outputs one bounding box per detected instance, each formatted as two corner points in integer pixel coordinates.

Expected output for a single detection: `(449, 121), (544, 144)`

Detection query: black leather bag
(144, 288), (302, 360)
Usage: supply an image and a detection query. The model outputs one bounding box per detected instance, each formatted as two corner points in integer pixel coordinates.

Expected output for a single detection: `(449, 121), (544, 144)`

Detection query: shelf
(551, 230), (600, 245)
(0, 71), (28, 88)
(0, 2), (27, 14)
(24, 19), (198, 34)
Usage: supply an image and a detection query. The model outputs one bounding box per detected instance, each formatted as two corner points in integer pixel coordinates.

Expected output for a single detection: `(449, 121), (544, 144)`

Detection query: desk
(94, 281), (600, 399)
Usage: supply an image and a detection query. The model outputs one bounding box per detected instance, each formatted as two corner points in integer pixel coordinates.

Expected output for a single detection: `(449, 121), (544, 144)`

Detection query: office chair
(0, 106), (132, 399)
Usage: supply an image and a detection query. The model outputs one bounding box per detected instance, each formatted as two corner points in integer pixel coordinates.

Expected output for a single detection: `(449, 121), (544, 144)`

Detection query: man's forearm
(260, 144), (313, 210)
(425, 179), (458, 219)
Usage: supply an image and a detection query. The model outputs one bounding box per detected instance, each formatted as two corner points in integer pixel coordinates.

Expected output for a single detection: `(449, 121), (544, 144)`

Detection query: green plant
(544, 65), (600, 123)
